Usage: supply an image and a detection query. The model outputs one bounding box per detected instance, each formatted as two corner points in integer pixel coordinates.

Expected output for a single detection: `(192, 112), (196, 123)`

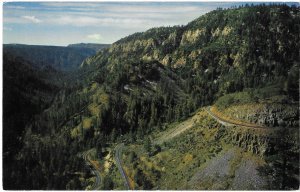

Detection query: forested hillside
(80, 3), (299, 131)
(3, 4), (299, 190)
(3, 43), (110, 71)
(67, 43), (110, 52)
(3, 53), (62, 188)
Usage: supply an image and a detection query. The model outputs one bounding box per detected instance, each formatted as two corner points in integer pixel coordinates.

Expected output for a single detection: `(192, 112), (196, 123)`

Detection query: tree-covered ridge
(83, 4), (299, 105)
(3, 44), (110, 71)
(67, 43), (110, 52)
(101, 4), (299, 67)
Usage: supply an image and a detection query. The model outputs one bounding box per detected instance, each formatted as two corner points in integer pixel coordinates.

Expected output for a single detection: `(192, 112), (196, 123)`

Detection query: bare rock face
(259, 106), (299, 127)
(180, 29), (206, 45)
(223, 104), (299, 128)
(222, 128), (270, 156)
(214, 102), (299, 157)
(253, 105), (299, 127)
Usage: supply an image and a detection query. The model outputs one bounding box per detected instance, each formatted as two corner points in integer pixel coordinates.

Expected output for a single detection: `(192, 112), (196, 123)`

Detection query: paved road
(83, 151), (102, 190)
(115, 143), (132, 190)
(205, 106), (268, 129)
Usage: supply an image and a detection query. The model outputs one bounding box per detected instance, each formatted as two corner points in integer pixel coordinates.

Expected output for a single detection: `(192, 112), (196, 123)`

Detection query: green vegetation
(3, 53), (61, 189)
(258, 129), (299, 190)
(3, 43), (109, 71)
(215, 82), (298, 110)
(120, 109), (270, 190)
(67, 43), (110, 52)
(102, 175), (114, 190)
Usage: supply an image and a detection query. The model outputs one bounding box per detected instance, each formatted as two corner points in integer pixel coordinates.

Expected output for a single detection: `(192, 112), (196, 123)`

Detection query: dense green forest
(67, 43), (110, 52)
(3, 4), (299, 190)
(3, 53), (60, 188)
(3, 43), (109, 71)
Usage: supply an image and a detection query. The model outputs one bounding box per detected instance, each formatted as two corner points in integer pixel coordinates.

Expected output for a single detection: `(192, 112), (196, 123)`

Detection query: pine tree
(259, 129), (299, 190)
(144, 137), (152, 154)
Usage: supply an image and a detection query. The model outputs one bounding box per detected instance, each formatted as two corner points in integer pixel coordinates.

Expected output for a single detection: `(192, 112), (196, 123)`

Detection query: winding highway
(82, 106), (269, 190)
(106, 106), (270, 190)
(115, 143), (132, 190)
(82, 151), (102, 190)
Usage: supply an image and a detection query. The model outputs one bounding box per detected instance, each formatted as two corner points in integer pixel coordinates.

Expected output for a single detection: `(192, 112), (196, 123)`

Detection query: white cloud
(105, 5), (200, 14)
(87, 34), (102, 41)
(54, 16), (98, 27)
(21, 15), (42, 23)
(50, 16), (148, 28)
(41, 2), (99, 8)
(39, 2), (211, 14)
(3, 27), (12, 31)
(5, 5), (25, 9)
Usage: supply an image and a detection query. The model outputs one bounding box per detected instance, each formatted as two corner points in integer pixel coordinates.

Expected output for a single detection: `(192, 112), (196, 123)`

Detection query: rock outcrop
(223, 104), (299, 128)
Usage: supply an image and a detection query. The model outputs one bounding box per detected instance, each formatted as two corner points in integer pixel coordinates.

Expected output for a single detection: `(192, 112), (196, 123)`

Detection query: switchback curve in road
(205, 106), (269, 130)
(83, 151), (102, 190)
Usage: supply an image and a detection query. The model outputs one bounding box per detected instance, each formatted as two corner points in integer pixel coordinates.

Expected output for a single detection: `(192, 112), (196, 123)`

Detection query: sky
(2, 1), (298, 46)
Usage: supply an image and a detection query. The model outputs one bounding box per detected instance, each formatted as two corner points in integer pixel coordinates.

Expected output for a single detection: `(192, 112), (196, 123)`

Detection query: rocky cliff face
(252, 105), (298, 127)
(222, 103), (299, 128)
(213, 101), (298, 156)
(226, 128), (270, 156)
